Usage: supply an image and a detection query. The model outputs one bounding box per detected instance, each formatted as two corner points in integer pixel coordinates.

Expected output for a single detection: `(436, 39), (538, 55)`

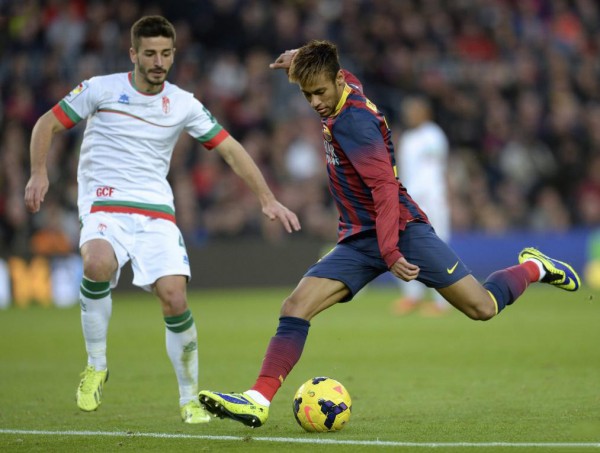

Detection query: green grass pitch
(0, 284), (599, 452)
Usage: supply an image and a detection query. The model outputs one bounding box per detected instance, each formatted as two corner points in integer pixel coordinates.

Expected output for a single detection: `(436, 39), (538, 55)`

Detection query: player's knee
(158, 287), (187, 314)
(465, 301), (496, 321)
(82, 255), (114, 282)
(281, 293), (311, 319)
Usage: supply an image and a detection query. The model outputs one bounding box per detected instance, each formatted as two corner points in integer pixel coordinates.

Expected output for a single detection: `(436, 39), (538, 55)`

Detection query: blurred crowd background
(1, 0), (599, 259)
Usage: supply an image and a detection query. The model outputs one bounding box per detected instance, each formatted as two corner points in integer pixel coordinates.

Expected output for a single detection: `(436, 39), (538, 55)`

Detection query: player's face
(130, 36), (175, 93)
(299, 70), (346, 118)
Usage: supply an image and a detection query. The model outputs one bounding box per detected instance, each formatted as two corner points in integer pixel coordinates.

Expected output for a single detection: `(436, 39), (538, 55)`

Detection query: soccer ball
(292, 377), (352, 432)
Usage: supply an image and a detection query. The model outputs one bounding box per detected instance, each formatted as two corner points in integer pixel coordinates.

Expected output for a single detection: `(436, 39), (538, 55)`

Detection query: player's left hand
(389, 256), (420, 282)
(24, 172), (49, 213)
(262, 200), (301, 233)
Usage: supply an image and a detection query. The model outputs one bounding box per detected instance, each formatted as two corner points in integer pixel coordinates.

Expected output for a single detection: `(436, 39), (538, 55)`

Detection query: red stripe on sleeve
(202, 129), (230, 150)
(51, 104), (76, 129)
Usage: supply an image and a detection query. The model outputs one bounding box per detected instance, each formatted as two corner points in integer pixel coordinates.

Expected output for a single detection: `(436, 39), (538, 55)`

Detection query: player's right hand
(389, 256), (420, 282)
(24, 173), (49, 213)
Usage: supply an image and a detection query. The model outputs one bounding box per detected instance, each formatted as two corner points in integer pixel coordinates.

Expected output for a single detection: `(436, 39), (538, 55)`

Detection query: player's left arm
(215, 136), (301, 233)
(336, 111), (418, 280)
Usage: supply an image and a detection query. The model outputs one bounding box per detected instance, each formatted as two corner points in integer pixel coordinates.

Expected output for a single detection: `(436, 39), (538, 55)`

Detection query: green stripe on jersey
(92, 200), (175, 215)
(58, 100), (83, 123)
(195, 124), (223, 143)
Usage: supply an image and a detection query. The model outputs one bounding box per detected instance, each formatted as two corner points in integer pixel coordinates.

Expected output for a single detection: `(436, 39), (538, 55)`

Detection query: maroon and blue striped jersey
(322, 70), (428, 268)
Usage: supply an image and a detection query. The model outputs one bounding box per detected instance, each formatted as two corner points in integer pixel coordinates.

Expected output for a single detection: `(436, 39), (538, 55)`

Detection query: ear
(129, 47), (136, 64)
(335, 69), (345, 87)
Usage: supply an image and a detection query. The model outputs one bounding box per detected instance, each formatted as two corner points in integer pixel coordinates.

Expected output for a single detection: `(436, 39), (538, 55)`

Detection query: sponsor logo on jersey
(322, 124), (332, 142)
(162, 96), (170, 114)
(66, 82), (88, 101)
(118, 93), (130, 104)
(97, 223), (107, 234)
(96, 186), (115, 197)
(324, 141), (339, 166)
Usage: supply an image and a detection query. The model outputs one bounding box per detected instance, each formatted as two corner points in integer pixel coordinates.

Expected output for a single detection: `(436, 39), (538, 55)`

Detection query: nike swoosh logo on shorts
(447, 261), (459, 274)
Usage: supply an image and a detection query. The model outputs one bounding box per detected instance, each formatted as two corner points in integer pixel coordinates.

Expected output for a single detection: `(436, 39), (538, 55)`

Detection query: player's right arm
(25, 110), (67, 213)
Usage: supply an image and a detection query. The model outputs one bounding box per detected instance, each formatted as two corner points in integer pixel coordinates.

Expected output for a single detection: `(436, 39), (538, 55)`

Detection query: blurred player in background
(198, 40), (580, 428)
(392, 96), (451, 316)
(24, 15), (300, 424)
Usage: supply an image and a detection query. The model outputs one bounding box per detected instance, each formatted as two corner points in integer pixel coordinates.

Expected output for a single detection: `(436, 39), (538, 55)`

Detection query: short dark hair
(130, 16), (176, 50)
(289, 40), (340, 87)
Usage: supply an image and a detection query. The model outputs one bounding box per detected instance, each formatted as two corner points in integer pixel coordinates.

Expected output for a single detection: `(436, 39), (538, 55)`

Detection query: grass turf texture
(0, 285), (599, 452)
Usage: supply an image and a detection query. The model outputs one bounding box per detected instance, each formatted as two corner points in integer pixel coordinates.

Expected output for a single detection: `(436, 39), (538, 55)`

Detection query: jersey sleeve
(52, 79), (97, 128)
(335, 108), (402, 267)
(185, 99), (230, 150)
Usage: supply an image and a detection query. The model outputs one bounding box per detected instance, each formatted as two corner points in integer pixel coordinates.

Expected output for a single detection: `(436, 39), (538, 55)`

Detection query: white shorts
(79, 212), (191, 291)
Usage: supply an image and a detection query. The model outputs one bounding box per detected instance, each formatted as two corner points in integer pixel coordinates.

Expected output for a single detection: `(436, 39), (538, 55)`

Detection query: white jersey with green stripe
(55, 72), (229, 220)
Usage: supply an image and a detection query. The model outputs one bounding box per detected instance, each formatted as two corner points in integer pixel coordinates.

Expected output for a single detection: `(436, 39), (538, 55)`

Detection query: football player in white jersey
(392, 96), (451, 316)
(24, 15), (300, 424)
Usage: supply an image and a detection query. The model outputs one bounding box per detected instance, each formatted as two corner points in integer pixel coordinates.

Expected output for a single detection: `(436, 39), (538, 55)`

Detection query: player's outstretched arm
(25, 110), (66, 213)
(215, 136), (301, 233)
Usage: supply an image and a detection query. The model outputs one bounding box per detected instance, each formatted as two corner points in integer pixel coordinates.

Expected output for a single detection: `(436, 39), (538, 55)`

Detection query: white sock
(165, 311), (198, 406)
(525, 258), (546, 281)
(245, 389), (270, 407)
(80, 278), (112, 371)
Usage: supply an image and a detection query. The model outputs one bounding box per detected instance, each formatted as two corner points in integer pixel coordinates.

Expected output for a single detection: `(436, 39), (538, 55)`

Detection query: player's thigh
(399, 222), (469, 288)
(282, 277), (350, 321)
(304, 234), (386, 302)
(131, 218), (190, 291)
(80, 212), (130, 283)
(437, 275), (495, 320)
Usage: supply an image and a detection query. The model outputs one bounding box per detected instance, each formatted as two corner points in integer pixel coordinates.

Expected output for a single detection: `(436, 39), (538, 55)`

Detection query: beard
(138, 64), (168, 86)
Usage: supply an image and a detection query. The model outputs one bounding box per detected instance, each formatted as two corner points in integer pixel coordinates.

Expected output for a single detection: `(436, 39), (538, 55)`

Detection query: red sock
(250, 316), (310, 401)
(521, 260), (541, 282)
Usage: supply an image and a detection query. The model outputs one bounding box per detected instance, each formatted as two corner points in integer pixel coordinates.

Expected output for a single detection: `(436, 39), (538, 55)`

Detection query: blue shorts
(304, 222), (470, 302)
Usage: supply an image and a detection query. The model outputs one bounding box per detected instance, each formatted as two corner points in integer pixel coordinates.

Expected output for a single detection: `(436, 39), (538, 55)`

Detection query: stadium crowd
(1, 0), (599, 258)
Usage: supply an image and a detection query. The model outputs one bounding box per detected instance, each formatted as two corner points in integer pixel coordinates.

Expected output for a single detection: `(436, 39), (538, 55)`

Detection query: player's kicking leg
(440, 246), (581, 319)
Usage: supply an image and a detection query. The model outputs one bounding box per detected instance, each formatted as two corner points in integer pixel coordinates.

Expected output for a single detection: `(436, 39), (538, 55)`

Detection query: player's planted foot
(180, 400), (211, 424)
(76, 365), (108, 411)
(199, 390), (269, 428)
(519, 247), (581, 291)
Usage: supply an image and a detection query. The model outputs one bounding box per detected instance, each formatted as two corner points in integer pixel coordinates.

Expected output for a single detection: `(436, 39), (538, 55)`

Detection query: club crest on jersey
(322, 124), (332, 142)
(66, 82), (88, 101)
(162, 96), (170, 114)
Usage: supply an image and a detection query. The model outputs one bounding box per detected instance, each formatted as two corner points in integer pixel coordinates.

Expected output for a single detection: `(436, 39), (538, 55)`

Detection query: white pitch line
(1, 429), (599, 448)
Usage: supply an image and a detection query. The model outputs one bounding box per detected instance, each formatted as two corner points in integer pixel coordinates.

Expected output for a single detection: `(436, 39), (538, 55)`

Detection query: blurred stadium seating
(1, 0), (598, 299)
